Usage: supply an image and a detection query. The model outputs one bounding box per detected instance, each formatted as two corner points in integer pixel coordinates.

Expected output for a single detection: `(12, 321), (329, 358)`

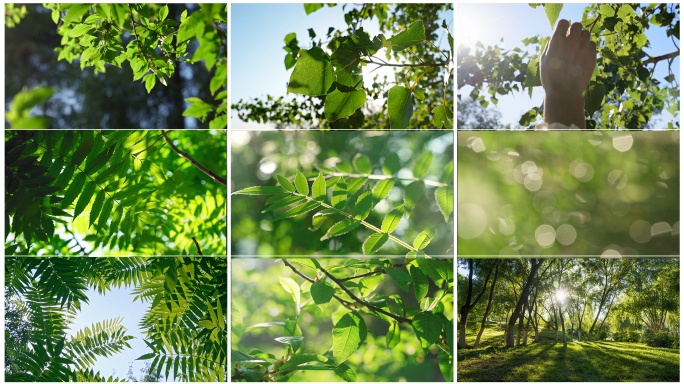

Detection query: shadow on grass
(457, 339), (680, 382)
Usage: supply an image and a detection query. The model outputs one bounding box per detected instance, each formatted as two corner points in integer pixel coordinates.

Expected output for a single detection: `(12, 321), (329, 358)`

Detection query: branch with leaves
(233, 151), (453, 256)
(232, 257), (454, 382)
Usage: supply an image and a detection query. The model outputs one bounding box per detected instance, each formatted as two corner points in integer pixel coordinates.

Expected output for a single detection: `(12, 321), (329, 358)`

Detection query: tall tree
(505, 259), (543, 347)
(473, 262), (500, 348)
(458, 259), (499, 348)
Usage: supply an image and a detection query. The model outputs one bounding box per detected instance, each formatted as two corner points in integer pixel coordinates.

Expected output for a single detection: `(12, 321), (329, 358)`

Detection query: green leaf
(304, 3), (324, 15)
(321, 219), (360, 240)
(143, 74), (156, 94)
(231, 350), (266, 363)
(353, 155), (372, 174)
(372, 179), (394, 201)
(325, 88), (366, 122)
(384, 267), (411, 293)
(381, 205), (404, 233)
(359, 273), (383, 297)
(331, 182), (347, 209)
(388, 86), (413, 129)
(233, 186), (285, 195)
(277, 175), (295, 193)
(312, 172), (326, 201)
(311, 280), (334, 312)
(279, 354), (328, 371)
(543, 4), (563, 29)
(383, 153), (400, 175)
(409, 265), (429, 303)
(435, 186), (453, 222)
(280, 277), (301, 314)
(137, 353), (156, 361)
(332, 312), (367, 366)
(89, 190), (105, 228)
(412, 312), (443, 353)
(177, 10), (203, 43)
(403, 181), (424, 219)
(98, 198), (114, 229)
(233, 301), (243, 336)
(598, 4), (615, 17)
(617, 4), (634, 20)
(334, 363), (357, 382)
(295, 170), (309, 196)
(159, 5), (169, 21)
(583, 82), (606, 116)
(388, 21), (425, 51)
(525, 60), (542, 87)
(63, 4), (90, 24)
(69, 23), (91, 37)
(287, 47), (333, 96)
(274, 200), (320, 220)
(363, 233), (389, 255)
(73, 181), (96, 219)
(137, 212), (163, 226)
(413, 229), (435, 250)
(353, 190), (373, 220)
(413, 152), (433, 179)
(71, 137), (94, 168)
(432, 104), (453, 129)
(346, 176), (367, 195)
(275, 336), (304, 354)
(182, 99), (213, 118)
(601, 47), (623, 67)
(331, 45), (361, 87)
(262, 196), (305, 213)
(62, 173), (87, 208)
(386, 321), (401, 349)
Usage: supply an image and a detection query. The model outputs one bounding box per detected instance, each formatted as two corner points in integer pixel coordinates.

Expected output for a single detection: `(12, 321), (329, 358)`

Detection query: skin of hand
(541, 19), (598, 129)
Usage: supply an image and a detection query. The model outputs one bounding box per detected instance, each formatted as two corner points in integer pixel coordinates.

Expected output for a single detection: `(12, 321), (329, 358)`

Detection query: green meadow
(457, 322), (680, 382)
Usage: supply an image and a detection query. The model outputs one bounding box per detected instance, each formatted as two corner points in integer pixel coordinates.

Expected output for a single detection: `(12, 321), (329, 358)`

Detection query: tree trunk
(560, 308), (566, 342)
(474, 264), (500, 349)
(578, 330), (582, 341)
(555, 330), (558, 341)
(505, 259), (543, 347)
(458, 259), (499, 349)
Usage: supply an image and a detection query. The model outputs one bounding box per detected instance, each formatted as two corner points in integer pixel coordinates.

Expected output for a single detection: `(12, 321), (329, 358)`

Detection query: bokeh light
(458, 204), (487, 239)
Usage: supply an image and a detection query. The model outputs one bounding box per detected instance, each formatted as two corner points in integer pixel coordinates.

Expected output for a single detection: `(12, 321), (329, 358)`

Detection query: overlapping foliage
(7, 3), (227, 129)
(458, 3), (680, 130)
(5, 256), (227, 382)
(232, 3), (453, 129)
(231, 257), (453, 382)
(5, 130), (227, 255)
(234, 150), (453, 256)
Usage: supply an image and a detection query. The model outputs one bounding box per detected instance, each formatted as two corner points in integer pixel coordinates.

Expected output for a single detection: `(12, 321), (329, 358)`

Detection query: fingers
(550, 19), (570, 48)
(567, 22), (584, 42)
(580, 30), (591, 47)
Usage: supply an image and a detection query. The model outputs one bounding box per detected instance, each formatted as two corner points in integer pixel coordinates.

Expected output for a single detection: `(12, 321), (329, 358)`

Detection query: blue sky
(457, 3), (680, 129)
(66, 287), (151, 381)
(231, 3), (453, 129)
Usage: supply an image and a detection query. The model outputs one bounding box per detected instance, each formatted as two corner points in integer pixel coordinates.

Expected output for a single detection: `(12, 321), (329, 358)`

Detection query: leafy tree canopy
(458, 3), (680, 130)
(5, 256), (227, 382)
(5, 3), (227, 130)
(232, 3), (453, 129)
(6, 130), (227, 255)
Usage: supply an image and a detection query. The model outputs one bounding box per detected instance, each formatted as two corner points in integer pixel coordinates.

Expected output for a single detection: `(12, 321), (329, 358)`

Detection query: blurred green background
(231, 258), (451, 381)
(231, 131), (454, 256)
(458, 131), (679, 256)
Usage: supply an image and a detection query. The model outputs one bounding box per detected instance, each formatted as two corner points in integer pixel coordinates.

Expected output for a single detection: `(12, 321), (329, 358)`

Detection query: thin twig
(320, 265), (413, 324)
(191, 236), (204, 256)
(362, 59), (445, 68)
(281, 260), (354, 308)
(161, 130), (227, 186)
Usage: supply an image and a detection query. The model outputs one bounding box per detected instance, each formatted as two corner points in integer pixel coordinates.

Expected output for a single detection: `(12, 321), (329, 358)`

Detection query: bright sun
(555, 290), (567, 303)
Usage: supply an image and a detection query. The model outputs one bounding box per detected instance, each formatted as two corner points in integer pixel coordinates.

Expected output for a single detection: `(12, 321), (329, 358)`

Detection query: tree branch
(319, 265), (413, 324)
(362, 59), (445, 68)
(161, 130), (227, 186)
(192, 237), (204, 256)
(642, 50), (680, 65)
(304, 170), (450, 188)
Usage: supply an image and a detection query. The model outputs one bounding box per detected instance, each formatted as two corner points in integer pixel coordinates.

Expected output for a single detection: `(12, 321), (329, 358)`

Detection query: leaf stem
(161, 130), (228, 186)
(191, 236), (204, 256)
(319, 265), (413, 324)
(411, 66), (436, 90)
(426, 39), (448, 60)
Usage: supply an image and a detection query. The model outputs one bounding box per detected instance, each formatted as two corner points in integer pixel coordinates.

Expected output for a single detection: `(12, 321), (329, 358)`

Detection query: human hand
(541, 19), (597, 98)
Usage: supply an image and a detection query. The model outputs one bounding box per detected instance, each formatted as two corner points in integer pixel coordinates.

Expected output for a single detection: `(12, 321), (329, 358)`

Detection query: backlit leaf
(287, 48), (333, 96)
(387, 86), (413, 129)
(295, 170), (309, 196)
(362, 233), (388, 255)
(412, 312), (443, 353)
(332, 312), (366, 366)
(321, 219), (360, 240)
(311, 279), (334, 312)
(435, 186), (453, 222)
(372, 179), (394, 201)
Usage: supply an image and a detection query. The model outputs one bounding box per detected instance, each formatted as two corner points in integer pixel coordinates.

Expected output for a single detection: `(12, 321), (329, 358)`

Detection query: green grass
(458, 324), (680, 381)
